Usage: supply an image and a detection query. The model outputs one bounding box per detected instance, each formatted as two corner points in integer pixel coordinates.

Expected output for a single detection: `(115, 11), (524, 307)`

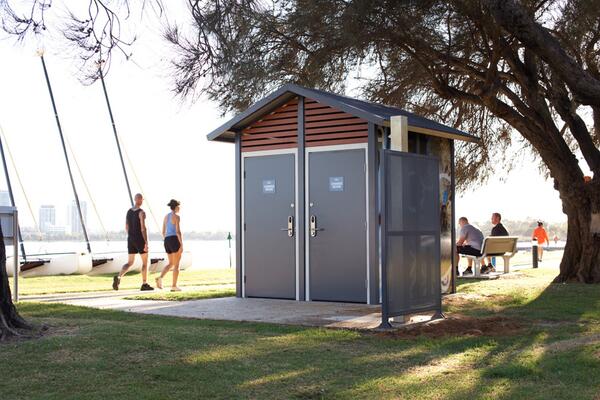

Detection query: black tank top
(126, 208), (144, 242)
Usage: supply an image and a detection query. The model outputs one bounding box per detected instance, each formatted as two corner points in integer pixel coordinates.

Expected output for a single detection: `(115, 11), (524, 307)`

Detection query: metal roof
(207, 83), (479, 143)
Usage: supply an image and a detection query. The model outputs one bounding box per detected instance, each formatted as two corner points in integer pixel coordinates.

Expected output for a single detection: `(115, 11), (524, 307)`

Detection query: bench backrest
(481, 236), (519, 255)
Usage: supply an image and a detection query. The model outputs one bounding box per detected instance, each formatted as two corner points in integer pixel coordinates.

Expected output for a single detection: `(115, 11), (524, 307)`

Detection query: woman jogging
(156, 199), (183, 291)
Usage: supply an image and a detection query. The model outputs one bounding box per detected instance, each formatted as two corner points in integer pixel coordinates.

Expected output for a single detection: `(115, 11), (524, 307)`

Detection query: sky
(0, 1), (568, 236)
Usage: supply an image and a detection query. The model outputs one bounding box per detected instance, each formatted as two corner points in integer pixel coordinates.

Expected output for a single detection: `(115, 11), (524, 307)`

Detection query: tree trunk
(0, 225), (31, 340)
(554, 178), (600, 283)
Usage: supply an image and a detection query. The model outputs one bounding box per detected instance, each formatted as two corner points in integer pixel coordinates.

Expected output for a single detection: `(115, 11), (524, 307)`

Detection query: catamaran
(2, 54), (192, 277)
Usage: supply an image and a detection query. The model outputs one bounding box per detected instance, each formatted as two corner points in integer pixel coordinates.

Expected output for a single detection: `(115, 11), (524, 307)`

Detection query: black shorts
(164, 236), (181, 254)
(128, 238), (147, 254)
(457, 245), (481, 257)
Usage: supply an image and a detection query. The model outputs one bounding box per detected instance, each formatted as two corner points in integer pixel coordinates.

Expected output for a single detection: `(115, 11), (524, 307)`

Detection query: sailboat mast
(98, 67), (134, 207)
(0, 133), (26, 260)
(39, 55), (92, 254)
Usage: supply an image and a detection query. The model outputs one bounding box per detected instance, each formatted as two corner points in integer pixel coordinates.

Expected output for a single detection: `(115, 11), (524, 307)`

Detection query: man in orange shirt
(532, 221), (549, 262)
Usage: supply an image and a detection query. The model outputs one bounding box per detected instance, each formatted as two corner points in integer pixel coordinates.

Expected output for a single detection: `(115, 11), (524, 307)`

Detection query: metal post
(227, 232), (232, 268)
(99, 67), (134, 207)
(39, 55), (92, 254)
(0, 132), (26, 260)
(12, 209), (18, 302)
(532, 238), (538, 268)
(378, 150), (392, 330)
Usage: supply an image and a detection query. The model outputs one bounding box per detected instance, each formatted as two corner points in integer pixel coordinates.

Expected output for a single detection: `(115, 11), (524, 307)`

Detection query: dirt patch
(443, 293), (513, 308)
(377, 315), (522, 338)
(497, 271), (529, 280)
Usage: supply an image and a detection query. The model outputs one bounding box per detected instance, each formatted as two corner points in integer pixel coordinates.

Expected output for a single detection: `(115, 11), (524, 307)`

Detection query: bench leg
(474, 259), (481, 277)
(503, 256), (510, 274)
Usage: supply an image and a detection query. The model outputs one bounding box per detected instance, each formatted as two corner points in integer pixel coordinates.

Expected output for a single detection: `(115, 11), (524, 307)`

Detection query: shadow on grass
(5, 280), (600, 400)
(439, 278), (600, 399)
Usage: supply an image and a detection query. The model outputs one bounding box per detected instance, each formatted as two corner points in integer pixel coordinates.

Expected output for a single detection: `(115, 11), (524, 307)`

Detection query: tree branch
(484, 0), (600, 107)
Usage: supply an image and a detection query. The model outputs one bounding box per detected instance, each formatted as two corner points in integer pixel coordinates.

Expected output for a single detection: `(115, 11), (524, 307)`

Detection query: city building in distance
(39, 205), (56, 233)
(0, 190), (10, 206)
(68, 200), (87, 235)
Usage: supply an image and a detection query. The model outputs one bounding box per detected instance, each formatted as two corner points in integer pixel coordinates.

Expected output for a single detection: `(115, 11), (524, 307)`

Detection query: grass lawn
(2, 268), (600, 399)
(124, 286), (236, 301)
(10, 268), (235, 295)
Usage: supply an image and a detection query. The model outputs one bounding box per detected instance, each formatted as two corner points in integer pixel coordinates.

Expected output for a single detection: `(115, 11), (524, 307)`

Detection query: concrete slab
(26, 264), (559, 329)
(459, 272), (500, 280)
(28, 292), (385, 329)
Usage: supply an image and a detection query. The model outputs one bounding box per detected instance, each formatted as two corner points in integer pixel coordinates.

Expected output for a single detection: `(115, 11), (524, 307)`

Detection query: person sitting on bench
(482, 212), (509, 274)
(456, 217), (484, 275)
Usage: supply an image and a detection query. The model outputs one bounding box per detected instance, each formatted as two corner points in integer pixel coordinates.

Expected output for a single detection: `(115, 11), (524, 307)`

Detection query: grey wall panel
(244, 154), (296, 299)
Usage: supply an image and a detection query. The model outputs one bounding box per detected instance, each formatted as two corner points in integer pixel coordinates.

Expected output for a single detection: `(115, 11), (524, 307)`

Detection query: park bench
(460, 236), (519, 278)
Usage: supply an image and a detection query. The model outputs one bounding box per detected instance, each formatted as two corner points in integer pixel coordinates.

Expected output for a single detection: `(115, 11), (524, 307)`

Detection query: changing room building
(207, 84), (479, 304)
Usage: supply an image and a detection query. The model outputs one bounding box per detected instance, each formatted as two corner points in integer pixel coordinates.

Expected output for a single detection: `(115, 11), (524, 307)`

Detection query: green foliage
(125, 287), (235, 301)
(166, 0), (600, 190)
(9, 268), (235, 295)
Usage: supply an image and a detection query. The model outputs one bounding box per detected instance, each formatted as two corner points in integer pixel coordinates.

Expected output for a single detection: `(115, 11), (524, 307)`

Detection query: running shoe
(140, 283), (154, 291)
(112, 275), (120, 291)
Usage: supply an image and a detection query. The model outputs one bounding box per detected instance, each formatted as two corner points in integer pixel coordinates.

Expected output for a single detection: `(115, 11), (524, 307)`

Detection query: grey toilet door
(244, 153), (296, 299)
(307, 148), (367, 303)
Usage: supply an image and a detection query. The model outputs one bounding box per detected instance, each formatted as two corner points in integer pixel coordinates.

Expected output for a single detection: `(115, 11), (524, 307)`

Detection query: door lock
(310, 215), (324, 237)
(281, 215), (294, 237)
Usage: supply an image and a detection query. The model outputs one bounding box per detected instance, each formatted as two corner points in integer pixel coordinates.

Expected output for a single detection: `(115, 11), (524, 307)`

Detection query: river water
(8, 238), (562, 270)
(10, 240), (237, 270)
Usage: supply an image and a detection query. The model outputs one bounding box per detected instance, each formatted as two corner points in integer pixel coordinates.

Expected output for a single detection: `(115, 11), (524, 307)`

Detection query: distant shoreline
(18, 232), (235, 241)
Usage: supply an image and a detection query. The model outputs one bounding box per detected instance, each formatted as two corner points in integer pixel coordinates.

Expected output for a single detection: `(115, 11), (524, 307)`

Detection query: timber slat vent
(304, 99), (368, 147)
(241, 98), (298, 152)
(240, 96), (368, 150)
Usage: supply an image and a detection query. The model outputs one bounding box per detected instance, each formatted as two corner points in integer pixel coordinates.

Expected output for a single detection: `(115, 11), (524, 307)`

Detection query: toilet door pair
(242, 144), (369, 303)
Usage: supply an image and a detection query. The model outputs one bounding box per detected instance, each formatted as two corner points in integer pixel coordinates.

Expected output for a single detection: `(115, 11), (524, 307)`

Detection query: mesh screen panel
(382, 150), (441, 317)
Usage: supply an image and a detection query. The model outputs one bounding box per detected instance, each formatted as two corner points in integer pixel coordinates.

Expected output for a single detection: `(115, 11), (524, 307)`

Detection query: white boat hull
(7, 252), (93, 278)
(5, 250), (192, 277)
(149, 251), (193, 273)
(87, 253), (142, 276)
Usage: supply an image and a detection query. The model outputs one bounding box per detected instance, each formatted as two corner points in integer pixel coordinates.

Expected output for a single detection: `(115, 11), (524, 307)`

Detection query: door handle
(310, 215), (324, 237)
(280, 215), (294, 237)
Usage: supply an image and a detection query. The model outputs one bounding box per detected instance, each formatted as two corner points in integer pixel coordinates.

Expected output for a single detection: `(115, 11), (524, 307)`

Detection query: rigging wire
(62, 133), (110, 242)
(96, 60), (161, 236)
(0, 123), (43, 241)
(118, 134), (162, 234)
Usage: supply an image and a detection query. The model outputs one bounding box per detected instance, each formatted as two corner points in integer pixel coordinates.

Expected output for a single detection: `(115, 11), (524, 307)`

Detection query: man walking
(113, 193), (154, 291)
(482, 212), (509, 273)
(532, 221), (550, 262)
